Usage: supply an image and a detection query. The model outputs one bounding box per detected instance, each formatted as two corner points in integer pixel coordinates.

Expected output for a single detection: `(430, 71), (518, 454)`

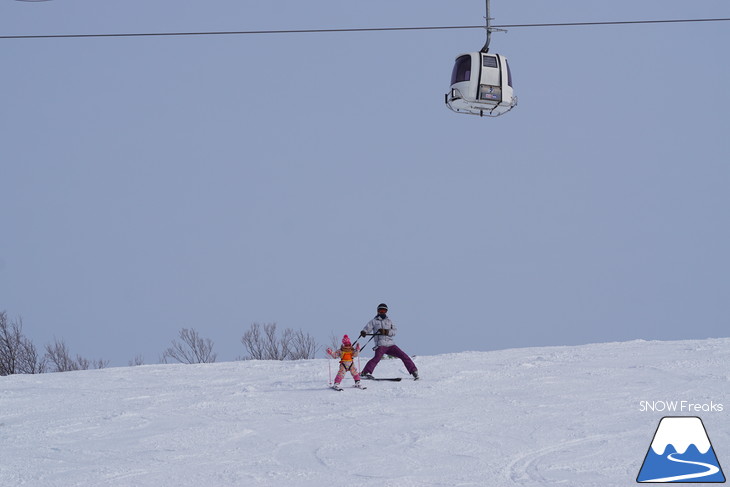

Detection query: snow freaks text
(639, 401), (724, 413)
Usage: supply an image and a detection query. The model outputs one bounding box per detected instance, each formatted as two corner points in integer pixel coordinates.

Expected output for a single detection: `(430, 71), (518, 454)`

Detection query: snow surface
(2, 338), (729, 486)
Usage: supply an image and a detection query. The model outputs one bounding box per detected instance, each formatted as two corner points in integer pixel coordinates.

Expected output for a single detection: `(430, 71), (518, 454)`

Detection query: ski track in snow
(1, 338), (729, 486)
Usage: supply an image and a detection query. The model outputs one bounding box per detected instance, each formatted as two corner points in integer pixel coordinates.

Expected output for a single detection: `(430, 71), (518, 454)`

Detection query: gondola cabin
(445, 52), (516, 117)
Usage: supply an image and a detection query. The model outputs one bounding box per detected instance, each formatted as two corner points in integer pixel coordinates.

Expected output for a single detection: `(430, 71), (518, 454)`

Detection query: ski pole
(355, 335), (375, 380)
(359, 334), (375, 350)
(351, 333), (374, 377)
(354, 332), (377, 342)
(352, 334), (369, 348)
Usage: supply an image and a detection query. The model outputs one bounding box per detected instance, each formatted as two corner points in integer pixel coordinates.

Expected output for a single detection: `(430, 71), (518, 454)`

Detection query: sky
(1, 0), (729, 367)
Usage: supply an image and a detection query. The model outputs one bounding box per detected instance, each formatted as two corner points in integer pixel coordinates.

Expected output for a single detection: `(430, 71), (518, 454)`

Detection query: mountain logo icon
(637, 416), (726, 483)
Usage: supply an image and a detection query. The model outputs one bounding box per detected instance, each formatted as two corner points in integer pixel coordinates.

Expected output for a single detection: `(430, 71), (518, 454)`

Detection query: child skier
(326, 335), (365, 391)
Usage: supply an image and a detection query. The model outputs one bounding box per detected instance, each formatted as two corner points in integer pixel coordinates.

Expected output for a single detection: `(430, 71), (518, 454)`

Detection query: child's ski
(362, 377), (402, 381)
(330, 384), (366, 391)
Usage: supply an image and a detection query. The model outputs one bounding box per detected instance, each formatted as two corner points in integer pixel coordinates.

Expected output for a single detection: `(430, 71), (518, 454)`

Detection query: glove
(360, 330), (367, 337)
(355, 343), (361, 351)
(326, 347), (333, 355)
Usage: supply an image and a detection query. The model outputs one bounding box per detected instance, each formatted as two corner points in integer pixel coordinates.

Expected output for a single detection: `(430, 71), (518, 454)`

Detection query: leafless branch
(240, 322), (319, 360)
(161, 328), (217, 364)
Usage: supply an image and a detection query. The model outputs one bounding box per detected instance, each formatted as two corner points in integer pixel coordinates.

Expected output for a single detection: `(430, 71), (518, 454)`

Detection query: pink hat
(342, 335), (351, 346)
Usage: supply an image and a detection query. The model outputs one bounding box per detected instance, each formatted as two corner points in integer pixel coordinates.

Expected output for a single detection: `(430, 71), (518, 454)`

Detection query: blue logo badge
(637, 416), (725, 483)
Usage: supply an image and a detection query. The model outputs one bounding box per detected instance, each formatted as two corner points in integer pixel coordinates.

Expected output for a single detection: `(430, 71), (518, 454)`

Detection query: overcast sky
(1, 0), (728, 366)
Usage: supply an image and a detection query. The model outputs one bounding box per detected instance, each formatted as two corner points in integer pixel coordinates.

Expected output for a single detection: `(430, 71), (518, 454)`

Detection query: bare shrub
(240, 323), (261, 359)
(44, 338), (79, 372)
(129, 354), (145, 366)
(241, 322), (319, 360)
(161, 328), (217, 364)
(0, 312), (46, 375)
(289, 329), (319, 360)
(44, 338), (108, 372)
(328, 331), (342, 355)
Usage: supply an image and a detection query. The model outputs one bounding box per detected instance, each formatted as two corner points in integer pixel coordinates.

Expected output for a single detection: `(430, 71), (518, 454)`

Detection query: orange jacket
(327, 344), (360, 362)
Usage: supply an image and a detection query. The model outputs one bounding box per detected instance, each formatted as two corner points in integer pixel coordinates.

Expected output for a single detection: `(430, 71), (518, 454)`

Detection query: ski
(330, 384), (366, 391)
(362, 377), (402, 381)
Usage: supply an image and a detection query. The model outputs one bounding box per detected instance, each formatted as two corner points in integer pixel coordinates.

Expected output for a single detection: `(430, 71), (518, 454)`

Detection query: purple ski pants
(361, 345), (417, 375)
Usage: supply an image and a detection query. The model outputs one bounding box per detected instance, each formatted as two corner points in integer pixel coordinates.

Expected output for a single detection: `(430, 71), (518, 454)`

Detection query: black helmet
(377, 303), (388, 312)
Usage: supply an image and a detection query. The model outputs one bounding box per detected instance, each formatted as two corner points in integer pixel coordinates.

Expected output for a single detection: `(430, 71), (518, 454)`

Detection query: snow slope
(1, 338), (729, 486)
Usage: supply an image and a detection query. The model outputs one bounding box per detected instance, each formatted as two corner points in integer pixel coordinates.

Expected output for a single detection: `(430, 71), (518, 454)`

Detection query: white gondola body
(446, 52), (516, 117)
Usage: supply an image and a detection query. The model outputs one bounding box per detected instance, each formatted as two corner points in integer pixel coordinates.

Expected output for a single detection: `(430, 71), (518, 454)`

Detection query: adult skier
(359, 303), (419, 380)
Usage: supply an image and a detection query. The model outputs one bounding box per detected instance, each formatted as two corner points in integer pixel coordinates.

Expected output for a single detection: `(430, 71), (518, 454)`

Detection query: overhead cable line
(1, 17), (728, 40)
